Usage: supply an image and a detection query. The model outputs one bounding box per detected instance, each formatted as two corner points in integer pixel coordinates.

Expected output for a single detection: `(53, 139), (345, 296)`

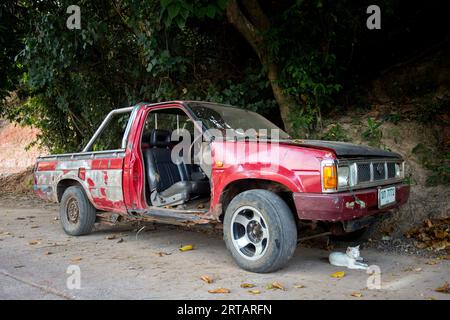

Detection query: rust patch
(211, 203), (223, 220)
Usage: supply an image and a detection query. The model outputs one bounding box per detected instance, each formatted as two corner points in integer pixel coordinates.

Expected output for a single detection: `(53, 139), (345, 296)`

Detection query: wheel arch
(217, 178), (296, 222)
(57, 178), (88, 203)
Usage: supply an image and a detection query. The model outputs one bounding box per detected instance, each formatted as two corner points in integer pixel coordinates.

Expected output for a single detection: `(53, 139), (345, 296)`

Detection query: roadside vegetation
(0, 1), (448, 189)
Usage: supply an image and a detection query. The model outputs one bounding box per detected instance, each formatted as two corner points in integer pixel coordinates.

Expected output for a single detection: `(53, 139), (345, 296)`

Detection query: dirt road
(0, 194), (448, 300)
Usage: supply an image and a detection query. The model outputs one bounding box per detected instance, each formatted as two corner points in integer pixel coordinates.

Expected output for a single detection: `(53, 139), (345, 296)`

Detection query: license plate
(378, 186), (396, 208)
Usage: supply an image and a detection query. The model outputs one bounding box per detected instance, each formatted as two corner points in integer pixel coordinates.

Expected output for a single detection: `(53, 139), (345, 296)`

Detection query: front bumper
(293, 183), (410, 221)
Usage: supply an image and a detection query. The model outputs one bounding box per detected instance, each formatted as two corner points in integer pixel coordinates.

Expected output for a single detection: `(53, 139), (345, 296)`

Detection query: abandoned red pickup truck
(34, 101), (410, 272)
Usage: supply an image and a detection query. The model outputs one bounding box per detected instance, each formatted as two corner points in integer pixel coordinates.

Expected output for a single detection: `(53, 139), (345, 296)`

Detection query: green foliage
(321, 124), (349, 141)
(415, 95), (450, 123)
(267, 0), (354, 137)
(202, 70), (276, 114)
(0, 0), (402, 152)
(412, 144), (450, 186)
(426, 161), (450, 186)
(2, 0), (277, 152)
(0, 1), (27, 104)
(361, 117), (383, 147)
(160, 0), (227, 28)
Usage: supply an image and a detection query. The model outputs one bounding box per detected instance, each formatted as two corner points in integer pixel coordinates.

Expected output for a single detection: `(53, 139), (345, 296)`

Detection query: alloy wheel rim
(230, 206), (269, 261)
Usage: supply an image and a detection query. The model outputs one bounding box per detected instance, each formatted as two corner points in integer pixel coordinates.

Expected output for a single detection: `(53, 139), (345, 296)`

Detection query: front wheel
(223, 190), (297, 273)
(59, 186), (96, 236)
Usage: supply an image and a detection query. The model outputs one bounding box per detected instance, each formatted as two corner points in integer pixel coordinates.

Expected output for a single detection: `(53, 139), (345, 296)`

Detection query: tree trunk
(226, 0), (296, 133)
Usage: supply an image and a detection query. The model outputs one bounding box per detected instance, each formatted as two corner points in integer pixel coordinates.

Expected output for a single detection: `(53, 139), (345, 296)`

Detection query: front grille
(357, 163), (371, 183)
(373, 162), (385, 180)
(387, 163), (396, 178)
(337, 158), (403, 191)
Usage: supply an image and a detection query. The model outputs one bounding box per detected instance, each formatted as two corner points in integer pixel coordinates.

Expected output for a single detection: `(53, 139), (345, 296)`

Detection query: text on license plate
(378, 186), (396, 208)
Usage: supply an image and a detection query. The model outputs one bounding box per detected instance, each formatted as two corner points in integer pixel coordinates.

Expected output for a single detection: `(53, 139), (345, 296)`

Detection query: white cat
(329, 245), (369, 270)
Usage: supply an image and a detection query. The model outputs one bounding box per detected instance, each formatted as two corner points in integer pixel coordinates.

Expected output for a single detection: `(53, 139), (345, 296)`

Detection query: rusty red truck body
(34, 101), (410, 272)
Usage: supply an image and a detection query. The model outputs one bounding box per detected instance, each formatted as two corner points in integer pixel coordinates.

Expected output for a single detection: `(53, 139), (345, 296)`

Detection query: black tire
(59, 186), (96, 236)
(223, 189), (297, 273)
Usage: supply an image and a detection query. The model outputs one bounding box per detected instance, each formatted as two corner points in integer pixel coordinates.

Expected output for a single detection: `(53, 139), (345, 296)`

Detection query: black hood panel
(290, 140), (402, 158)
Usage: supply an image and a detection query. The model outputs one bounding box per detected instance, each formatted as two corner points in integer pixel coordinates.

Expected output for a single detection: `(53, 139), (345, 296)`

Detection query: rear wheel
(223, 190), (297, 273)
(59, 186), (96, 236)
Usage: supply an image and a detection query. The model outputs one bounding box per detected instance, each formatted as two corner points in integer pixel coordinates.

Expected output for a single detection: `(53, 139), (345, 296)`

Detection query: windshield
(187, 102), (290, 140)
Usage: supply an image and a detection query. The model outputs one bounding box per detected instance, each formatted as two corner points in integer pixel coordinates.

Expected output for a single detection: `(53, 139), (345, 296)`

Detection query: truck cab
(34, 101), (410, 272)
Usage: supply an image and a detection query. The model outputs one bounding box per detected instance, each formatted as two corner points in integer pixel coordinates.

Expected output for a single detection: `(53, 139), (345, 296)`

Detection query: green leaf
(160, 0), (172, 9)
(168, 4), (181, 20)
(205, 4), (217, 18)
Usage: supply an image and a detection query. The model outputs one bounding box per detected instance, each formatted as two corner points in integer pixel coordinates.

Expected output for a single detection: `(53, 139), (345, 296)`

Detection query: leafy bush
(322, 124), (349, 141)
(413, 144), (450, 186)
(362, 117), (383, 147)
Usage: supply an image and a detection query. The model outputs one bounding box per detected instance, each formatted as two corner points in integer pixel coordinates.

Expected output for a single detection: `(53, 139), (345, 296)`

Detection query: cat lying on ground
(329, 245), (369, 270)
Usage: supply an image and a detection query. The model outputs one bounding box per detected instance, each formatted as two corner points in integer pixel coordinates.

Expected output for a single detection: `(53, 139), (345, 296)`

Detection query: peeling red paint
(37, 161), (57, 171)
(103, 171), (108, 185)
(87, 178), (95, 187)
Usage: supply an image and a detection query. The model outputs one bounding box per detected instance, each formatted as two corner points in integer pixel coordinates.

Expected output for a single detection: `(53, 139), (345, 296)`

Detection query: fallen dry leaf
(267, 281), (284, 290)
(294, 284), (305, 288)
(414, 242), (428, 249)
(28, 240), (40, 245)
(351, 292), (363, 298)
(30, 225), (39, 229)
(106, 235), (117, 240)
(208, 288), (230, 294)
(201, 275), (214, 284)
(404, 266), (423, 272)
(426, 260), (439, 265)
(155, 251), (171, 257)
(331, 271), (346, 278)
(432, 240), (450, 251)
(405, 218), (450, 251)
(179, 244), (194, 252)
(71, 257), (83, 262)
(248, 290), (261, 294)
(435, 282), (450, 294)
(240, 283), (255, 288)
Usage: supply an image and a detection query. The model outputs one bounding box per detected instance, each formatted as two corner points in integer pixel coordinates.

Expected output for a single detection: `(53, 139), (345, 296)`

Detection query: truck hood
(285, 139), (402, 158)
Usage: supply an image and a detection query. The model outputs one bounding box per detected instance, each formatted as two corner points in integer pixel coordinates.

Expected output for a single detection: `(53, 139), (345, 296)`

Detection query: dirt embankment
(322, 48), (450, 236)
(0, 119), (44, 175)
(0, 119), (44, 194)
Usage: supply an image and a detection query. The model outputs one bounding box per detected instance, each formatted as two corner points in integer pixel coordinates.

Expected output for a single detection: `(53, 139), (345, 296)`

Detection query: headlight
(337, 166), (349, 187)
(395, 162), (404, 178)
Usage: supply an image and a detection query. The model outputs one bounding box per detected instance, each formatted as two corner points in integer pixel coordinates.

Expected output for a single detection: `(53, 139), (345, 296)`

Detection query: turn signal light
(215, 161), (223, 168)
(323, 165), (337, 190)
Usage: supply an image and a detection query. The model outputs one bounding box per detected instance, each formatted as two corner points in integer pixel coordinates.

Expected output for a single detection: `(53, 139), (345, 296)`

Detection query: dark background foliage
(0, 0), (448, 153)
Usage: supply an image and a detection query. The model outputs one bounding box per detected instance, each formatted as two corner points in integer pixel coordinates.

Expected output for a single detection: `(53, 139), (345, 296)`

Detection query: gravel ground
(0, 193), (449, 300)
